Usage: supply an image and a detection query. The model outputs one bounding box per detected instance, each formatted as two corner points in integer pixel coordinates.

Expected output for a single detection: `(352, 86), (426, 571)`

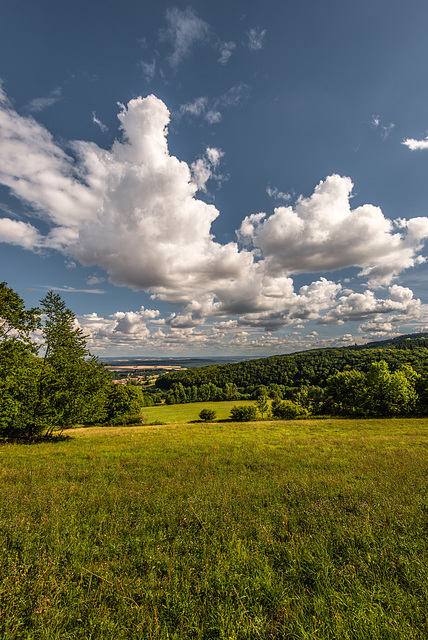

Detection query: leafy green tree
(324, 369), (367, 417)
(253, 385), (268, 400)
(224, 382), (240, 401)
(364, 361), (393, 417)
(0, 282), (40, 345)
(199, 408), (216, 422)
(30, 292), (111, 435)
(364, 361), (418, 417)
(165, 390), (177, 404)
(255, 393), (270, 418)
(104, 384), (145, 424)
(0, 284), (42, 439)
(0, 340), (43, 439)
(267, 384), (284, 401)
(325, 361), (418, 417)
(416, 373), (428, 415)
(387, 365), (418, 415)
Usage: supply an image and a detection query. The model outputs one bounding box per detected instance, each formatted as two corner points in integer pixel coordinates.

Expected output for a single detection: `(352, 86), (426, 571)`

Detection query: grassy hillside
(1, 418), (428, 638)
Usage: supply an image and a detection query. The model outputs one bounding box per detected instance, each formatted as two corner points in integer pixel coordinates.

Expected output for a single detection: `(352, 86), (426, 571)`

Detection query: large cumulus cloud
(1, 88), (428, 344)
(238, 174), (428, 287)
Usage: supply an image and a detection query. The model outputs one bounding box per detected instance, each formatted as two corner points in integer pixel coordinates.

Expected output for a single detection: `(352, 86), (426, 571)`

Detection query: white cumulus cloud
(1, 88), (428, 345)
(238, 174), (428, 287)
(402, 135), (428, 150)
(319, 285), (421, 325)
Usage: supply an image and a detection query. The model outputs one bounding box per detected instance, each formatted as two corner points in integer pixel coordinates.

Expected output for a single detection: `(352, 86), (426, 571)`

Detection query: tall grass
(1, 418), (427, 638)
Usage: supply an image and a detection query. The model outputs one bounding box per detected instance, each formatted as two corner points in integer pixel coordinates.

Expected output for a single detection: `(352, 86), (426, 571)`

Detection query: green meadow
(142, 400), (256, 424)
(1, 416), (428, 639)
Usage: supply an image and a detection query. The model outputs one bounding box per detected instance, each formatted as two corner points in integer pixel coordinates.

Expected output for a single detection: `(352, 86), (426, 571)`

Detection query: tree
(104, 384), (145, 424)
(325, 360), (418, 418)
(365, 361), (417, 416)
(0, 284), (42, 439)
(324, 369), (367, 417)
(255, 393), (270, 418)
(0, 340), (43, 440)
(29, 292), (111, 435)
(199, 408), (216, 422)
(224, 382), (240, 401)
(0, 282), (40, 345)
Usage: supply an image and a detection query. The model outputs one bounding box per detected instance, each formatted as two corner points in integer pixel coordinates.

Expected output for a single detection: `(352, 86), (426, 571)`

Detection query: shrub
(230, 405), (259, 421)
(199, 408), (217, 422)
(271, 399), (309, 420)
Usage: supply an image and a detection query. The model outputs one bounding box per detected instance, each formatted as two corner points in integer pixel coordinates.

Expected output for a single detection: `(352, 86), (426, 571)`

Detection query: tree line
(200, 360), (427, 421)
(156, 335), (428, 418)
(156, 339), (428, 394)
(0, 283), (152, 440)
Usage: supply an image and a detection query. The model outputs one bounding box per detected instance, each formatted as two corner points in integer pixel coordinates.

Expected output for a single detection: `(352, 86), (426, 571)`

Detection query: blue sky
(1, 0), (428, 356)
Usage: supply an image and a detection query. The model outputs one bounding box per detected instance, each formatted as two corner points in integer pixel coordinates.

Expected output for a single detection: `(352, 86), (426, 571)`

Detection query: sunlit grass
(141, 399), (256, 423)
(1, 418), (428, 638)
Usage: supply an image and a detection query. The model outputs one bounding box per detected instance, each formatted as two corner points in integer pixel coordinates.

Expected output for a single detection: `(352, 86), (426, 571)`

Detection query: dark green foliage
(324, 369), (368, 417)
(0, 284), (146, 440)
(155, 334), (428, 417)
(31, 292), (111, 435)
(416, 374), (428, 415)
(104, 384), (146, 425)
(230, 404), (259, 421)
(164, 380), (226, 404)
(0, 281), (40, 346)
(156, 337), (428, 394)
(198, 408), (217, 421)
(0, 284), (43, 439)
(0, 341), (43, 439)
(271, 399), (309, 419)
(324, 361), (418, 417)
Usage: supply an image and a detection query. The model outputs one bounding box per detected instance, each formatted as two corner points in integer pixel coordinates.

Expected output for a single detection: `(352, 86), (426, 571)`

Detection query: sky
(1, 0), (428, 357)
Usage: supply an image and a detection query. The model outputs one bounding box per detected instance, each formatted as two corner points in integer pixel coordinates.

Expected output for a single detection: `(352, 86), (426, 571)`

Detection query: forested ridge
(156, 336), (428, 391)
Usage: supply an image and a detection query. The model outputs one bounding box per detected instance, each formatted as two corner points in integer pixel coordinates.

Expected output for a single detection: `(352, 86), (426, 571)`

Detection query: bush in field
(230, 405), (259, 421)
(199, 409), (217, 422)
(271, 399), (309, 419)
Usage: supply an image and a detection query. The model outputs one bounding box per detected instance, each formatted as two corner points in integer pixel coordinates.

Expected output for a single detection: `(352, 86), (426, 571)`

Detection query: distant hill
(350, 332), (428, 350)
(156, 333), (428, 392)
(101, 355), (253, 370)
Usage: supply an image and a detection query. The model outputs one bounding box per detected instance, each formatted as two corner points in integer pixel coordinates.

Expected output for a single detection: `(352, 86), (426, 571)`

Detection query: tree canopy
(0, 285), (146, 440)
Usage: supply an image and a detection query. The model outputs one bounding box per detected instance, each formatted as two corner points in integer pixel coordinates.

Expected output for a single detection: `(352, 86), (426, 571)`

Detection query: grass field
(1, 417), (428, 639)
(142, 400), (256, 424)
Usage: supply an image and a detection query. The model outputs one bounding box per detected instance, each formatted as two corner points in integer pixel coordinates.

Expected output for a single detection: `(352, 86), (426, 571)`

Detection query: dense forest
(156, 335), (428, 391)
